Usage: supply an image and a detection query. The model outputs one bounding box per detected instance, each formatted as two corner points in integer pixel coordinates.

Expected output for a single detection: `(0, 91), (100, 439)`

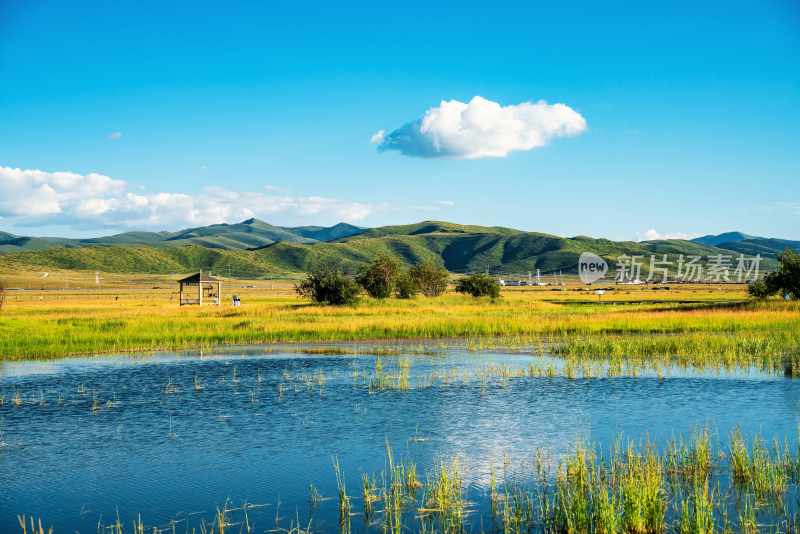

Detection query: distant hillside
(692, 232), (800, 256)
(0, 220), (768, 278)
(288, 222), (363, 242)
(0, 219), (357, 253)
(693, 232), (754, 247)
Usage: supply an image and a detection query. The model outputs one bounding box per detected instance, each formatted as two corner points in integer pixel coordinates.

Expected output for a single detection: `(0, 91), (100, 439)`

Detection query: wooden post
(218, 281), (222, 305)
(199, 269), (203, 305)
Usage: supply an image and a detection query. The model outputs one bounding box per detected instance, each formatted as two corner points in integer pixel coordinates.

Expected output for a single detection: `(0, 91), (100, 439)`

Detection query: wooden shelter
(178, 270), (222, 306)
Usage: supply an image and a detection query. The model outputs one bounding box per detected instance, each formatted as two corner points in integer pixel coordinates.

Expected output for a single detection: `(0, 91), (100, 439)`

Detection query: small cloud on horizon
(373, 96), (587, 159)
(638, 228), (701, 241)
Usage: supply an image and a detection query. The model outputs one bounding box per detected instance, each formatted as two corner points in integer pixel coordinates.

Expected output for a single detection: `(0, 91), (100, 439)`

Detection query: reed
(419, 458), (465, 534)
(332, 456), (351, 533)
(677, 478), (716, 534)
(16, 516), (52, 534)
(361, 473), (378, 519)
(667, 429), (713, 482)
(729, 428), (789, 499)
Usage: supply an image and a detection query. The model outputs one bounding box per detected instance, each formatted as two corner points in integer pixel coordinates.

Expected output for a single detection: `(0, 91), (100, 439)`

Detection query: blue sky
(0, 0), (798, 240)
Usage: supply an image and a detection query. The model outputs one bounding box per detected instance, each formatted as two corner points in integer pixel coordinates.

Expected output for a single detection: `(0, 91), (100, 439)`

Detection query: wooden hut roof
(178, 272), (220, 283)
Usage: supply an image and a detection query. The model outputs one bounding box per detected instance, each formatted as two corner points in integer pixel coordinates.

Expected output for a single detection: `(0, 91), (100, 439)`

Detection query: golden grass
(0, 276), (798, 363)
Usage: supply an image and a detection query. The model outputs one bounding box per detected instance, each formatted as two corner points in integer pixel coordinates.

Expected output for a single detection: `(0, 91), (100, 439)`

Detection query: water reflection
(0, 345), (797, 532)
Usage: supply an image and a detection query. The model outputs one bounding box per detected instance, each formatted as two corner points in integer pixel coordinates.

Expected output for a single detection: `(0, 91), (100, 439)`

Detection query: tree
(395, 272), (419, 299)
(409, 261), (449, 297)
(455, 273), (500, 298)
(296, 264), (360, 305)
(747, 278), (775, 299)
(747, 249), (800, 300)
(356, 255), (400, 299)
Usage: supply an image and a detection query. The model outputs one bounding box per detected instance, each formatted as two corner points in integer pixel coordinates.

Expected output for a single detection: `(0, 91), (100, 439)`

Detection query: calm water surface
(1, 345), (798, 532)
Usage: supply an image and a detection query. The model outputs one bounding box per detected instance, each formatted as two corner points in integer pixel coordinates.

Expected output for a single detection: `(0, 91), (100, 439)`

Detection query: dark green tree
(455, 273), (500, 298)
(296, 264), (360, 305)
(395, 272), (419, 299)
(409, 261), (449, 297)
(356, 255), (400, 299)
(748, 249), (800, 300)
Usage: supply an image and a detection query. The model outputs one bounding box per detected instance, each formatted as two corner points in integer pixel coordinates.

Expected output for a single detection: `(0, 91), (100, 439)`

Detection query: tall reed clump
(618, 443), (667, 534)
(667, 429), (713, 482)
(419, 458), (465, 534)
(16, 516), (52, 534)
(729, 428), (789, 499)
(332, 456), (351, 534)
(677, 478), (716, 534)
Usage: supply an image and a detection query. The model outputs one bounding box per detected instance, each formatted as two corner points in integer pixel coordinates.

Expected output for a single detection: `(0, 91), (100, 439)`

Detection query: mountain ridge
(0, 218), (364, 253)
(1, 220), (791, 277)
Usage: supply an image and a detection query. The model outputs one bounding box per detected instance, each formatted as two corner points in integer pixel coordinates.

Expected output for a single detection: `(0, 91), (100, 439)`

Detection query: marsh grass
(2, 286), (797, 370)
(16, 516), (52, 534)
(332, 456), (351, 533)
(18, 430), (800, 534)
(729, 428), (790, 501)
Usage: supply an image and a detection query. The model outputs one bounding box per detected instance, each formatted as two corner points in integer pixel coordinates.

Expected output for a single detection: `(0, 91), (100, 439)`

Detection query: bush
(455, 273), (500, 298)
(357, 255), (400, 299)
(747, 249), (800, 300)
(296, 265), (360, 305)
(409, 261), (450, 297)
(395, 272), (419, 299)
(747, 278), (775, 299)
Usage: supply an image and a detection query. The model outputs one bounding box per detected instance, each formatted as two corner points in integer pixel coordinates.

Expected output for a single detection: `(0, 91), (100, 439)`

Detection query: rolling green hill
(288, 222), (363, 241)
(0, 220), (772, 278)
(0, 218), (358, 253)
(692, 232), (800, 256)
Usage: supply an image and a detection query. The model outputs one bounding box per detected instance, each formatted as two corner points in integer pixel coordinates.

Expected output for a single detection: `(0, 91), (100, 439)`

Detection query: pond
(1, 345), (799, 533)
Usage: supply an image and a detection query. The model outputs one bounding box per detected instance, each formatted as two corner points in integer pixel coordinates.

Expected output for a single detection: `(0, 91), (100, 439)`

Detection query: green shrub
(747, 278), (774, 299)
(357, 256), (400, 299)
(296, 265), (360, 305)
(395, 272), (419, 299)
(409, 261), (449, 297)
(455, 273), (500, 298)
(748, 249), (800, 300)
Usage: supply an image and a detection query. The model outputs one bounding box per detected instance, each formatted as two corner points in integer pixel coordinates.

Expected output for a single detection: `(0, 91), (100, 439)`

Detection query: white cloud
(434, 200), (455, 207)
(370, 129), (385, 144)
(108, 131), (123, 140)
(0, 165), (375, 231)
(638, 229), (701, 241)
(375, 96), (587, 159)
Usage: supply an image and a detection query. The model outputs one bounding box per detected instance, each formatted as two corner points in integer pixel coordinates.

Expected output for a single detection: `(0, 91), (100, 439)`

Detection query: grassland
(1, 270), (798, 367)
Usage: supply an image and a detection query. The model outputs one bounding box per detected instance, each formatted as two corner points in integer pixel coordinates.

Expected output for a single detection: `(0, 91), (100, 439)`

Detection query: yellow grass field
(1, 269), (798, 365)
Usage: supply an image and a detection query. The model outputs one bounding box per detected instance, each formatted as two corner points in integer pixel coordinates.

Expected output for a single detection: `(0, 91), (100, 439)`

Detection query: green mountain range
(692, 232), (800, 258)
(0, 219), (364, 253)
(0, 220), (793, 277)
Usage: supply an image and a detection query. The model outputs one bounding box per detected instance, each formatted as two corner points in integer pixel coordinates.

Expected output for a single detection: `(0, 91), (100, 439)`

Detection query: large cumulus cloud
(374, 96), (587, 159)
(0, 165), (373, 231)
